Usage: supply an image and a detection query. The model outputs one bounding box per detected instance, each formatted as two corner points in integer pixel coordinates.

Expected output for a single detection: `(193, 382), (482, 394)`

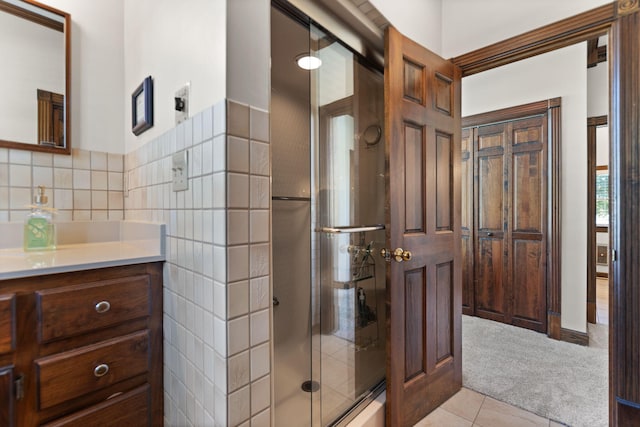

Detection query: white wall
(588, 59), (609, 118)
(0, 12), (64, 144)
(42, 0), (125, 154)
(462, 43), (588, 333)
(442, 0), (610, 58)
(123, 0), (226, 153)
(368, 0), (442, 55)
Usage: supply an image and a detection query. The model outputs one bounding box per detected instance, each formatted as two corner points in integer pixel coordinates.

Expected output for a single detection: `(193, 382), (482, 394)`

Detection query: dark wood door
(465, 112), (548, 333)
(384, 26), (461, 426)
(461, 128), (474, 315)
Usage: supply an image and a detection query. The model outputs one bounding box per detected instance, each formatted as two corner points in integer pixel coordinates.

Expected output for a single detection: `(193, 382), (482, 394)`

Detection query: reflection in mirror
(0, 0), (70, 154)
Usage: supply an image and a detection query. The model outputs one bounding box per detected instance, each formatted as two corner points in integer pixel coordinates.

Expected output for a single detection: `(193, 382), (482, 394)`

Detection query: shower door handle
(380, 248), (412, 263)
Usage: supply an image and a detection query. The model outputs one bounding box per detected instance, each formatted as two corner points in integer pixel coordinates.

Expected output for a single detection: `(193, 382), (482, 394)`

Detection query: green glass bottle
(24, 186), (56, 251)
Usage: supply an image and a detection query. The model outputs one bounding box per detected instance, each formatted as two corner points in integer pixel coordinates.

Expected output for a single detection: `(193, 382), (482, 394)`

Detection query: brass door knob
(380, 248), (412, 262)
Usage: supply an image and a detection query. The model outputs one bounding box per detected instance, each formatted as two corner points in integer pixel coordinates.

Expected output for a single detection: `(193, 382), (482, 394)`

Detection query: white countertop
(0, 221), (165, 280)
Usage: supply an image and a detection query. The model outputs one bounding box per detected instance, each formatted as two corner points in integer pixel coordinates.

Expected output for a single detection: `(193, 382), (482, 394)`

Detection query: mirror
(0, 0), (70, 154)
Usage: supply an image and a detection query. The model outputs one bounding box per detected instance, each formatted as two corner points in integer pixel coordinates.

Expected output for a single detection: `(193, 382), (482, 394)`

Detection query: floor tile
(440, 387), (485, 422)
(414, 408), (472, 427)
(473, 397), (548, 427)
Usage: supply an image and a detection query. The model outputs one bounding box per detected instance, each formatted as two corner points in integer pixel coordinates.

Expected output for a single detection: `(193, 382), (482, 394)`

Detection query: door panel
(385, 26), (461, 427)
(513, 151), (542, 232)
(436, 132), (453, 231)
(475, 238), (505, 320)
(461, 129), (474, 315)
(404, 124), (425, 232)
(512, 239), (544, 324)
(477, 155), (504, 231)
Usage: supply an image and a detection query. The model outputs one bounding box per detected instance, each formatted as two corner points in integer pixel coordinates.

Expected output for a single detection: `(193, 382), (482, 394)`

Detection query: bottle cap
(34, 186), (48, 205)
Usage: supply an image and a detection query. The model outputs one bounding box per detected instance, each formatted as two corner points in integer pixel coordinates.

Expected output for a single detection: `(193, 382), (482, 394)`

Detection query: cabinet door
(0, 368), (14, 427)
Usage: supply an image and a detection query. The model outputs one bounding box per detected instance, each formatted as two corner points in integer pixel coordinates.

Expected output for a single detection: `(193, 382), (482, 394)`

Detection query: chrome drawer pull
(95, 301), (111, 313)
(94, 363), (109, 378)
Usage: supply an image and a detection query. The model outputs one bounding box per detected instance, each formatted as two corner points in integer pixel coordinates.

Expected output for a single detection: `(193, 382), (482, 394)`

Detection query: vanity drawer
(0, 294), (15, 355)
(35, 330), (150, 410)
(37, 275), (151, 343)
(41, 384), (150, 427)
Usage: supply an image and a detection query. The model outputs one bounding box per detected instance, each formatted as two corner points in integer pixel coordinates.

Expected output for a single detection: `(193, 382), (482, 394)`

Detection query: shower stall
(271, 5), (386, 426)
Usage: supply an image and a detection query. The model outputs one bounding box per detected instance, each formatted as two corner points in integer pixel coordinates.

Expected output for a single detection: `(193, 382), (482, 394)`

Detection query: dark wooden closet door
(465, 110), (548, 333)
(474, 123), (508, 323)
(510, 116), (547, 332)
(461, 128), (474, 315)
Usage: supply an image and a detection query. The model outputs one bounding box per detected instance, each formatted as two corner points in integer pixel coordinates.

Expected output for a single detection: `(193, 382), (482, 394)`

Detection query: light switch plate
(175, 83), (190, 125)
(172, 151), (188, 192)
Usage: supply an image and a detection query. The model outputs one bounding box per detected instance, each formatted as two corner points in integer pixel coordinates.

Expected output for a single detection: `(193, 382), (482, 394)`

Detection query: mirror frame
(0, 0), (70, 154)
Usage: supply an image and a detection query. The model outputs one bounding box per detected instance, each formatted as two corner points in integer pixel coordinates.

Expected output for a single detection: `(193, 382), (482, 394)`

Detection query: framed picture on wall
(132, 76), (153, 135)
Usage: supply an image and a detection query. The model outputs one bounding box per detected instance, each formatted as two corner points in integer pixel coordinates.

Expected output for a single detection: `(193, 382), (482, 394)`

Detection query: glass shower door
(310, 24), (386, 426)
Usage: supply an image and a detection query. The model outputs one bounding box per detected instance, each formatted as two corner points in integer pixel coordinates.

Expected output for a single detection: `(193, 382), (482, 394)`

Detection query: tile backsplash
(0, 148), (124, 222)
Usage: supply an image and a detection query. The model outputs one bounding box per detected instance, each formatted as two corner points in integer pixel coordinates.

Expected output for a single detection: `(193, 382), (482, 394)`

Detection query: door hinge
(15, 375), (24, 400)
(611, 249), (617, 262)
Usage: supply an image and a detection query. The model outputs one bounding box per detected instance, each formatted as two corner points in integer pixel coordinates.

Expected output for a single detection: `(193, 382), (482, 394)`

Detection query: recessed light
(296, 54), (322, 70)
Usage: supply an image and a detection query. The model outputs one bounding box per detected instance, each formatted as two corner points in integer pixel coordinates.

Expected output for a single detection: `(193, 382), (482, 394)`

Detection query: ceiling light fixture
(296, 54), (322, 70)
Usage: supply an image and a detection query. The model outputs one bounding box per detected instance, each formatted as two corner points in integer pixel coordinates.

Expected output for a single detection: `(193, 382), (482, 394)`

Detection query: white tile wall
(0, 147), (124, 222)
(124, 99), (271, 426)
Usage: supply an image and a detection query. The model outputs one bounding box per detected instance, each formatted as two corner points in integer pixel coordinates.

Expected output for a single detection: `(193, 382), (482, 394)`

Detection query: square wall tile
(228, 136), (249, 173)
(250, 244), (270, 278)
(250, 309), (269, 346)
(250, 343), (270, 381)
(250, 141), (270, 176)
(227, 280), (249, 319)
(32, 153), (53, 167)
(227, 315), (249, 356)
(250, 276), (270, 312)
(54, 189), (73, 210)
(108, 172), (123, 191)
(73, 190), (91, 210)
(213, 135), (226, 173)
(0, 188), (8, 209)
(91, 191), (107, 210)
(109, 191), (124, 210)
(73, 170), (91, 190)
(227, 245), (249, 282)
(54, 168), (73, 189)
(250, 210), (269, 243)
(214, 315), (227, 357)
(228, 173), (248, 209)
(9, 149), (31, 165)
(228, 210), (248, 245)
(91, 151), (108, 170)
(91, 171), (108, 190)
(251, 375), (270, 415)
(33, 167), (53, 189)
(9, 188), (30, 210)
(228, 386), (250, 427)
(252, 409), (271, 427)
(108, 153), (124, 172)
(72, 149), (91, 169)
(10, 164), (31, 188)
(227, 100), (249, 138)
(53, 153), (72, 168)
(0, 164), (8, 186)
(250, 176), (269, 209)
(250, 107), (269, 143)
(227, 350), (250, 393)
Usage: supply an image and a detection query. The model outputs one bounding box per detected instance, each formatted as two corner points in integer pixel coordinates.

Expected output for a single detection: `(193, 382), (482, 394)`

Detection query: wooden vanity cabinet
(0, 262), (163, 427)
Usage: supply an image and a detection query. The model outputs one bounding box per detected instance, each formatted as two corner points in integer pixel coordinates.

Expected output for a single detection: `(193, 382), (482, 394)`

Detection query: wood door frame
(453, 2), (640, 424)
(587, 115), (608, 324)
(462, 98), (559, 337)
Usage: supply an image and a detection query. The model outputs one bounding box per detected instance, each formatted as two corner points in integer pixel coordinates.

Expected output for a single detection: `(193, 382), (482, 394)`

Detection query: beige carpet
(462, 315), (608, 427)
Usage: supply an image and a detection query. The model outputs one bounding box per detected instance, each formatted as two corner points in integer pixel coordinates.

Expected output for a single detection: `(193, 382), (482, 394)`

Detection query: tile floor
(414, 387), (566, 427)
(596, 277), (609, 325)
